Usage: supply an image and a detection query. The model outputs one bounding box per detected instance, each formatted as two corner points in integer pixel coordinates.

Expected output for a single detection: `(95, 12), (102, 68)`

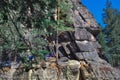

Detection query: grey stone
(61, 42), (71, 55)
(76, 41), (95, 52)
(75, 28), (96, 41)
(75, 50), (99, 61)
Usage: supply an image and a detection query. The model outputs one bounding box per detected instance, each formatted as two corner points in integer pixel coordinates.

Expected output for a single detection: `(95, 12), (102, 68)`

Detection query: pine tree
(0, 0), (73, 64)
(103, 0), (120, 66)
(98, 28), (107, 52)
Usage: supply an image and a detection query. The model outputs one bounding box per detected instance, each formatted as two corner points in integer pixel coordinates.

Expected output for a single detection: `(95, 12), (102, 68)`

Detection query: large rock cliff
(0, 0), (120, 80)
(47, 0), (120, 80)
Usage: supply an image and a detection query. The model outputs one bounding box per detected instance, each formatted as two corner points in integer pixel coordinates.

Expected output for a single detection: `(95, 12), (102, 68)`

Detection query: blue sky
(82, 0), (120, 27)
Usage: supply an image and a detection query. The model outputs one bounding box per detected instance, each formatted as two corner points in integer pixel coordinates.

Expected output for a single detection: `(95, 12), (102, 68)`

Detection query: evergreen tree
(103, 0), (120, 66)
(0, 0), (73, 64)
(98, 28), (107, 52)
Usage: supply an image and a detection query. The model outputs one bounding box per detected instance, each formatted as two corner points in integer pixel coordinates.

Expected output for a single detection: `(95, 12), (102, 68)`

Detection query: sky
(82, 0), (120, 28)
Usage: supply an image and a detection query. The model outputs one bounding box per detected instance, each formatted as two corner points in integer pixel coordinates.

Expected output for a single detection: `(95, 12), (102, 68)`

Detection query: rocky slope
(0, 0), (120, 80)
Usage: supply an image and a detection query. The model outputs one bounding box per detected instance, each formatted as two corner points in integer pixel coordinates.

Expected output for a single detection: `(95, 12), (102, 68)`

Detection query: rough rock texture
(0, 0), (120, 80)
(51, 0), (120, 79)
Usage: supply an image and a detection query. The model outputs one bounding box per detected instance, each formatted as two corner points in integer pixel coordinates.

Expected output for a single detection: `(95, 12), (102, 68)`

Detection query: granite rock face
(0, 0), (120, 80)
(47, 0), (120, 80)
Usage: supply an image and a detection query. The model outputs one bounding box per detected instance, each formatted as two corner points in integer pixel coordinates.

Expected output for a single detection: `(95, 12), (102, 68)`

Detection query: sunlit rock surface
(0, 0), (120, 80)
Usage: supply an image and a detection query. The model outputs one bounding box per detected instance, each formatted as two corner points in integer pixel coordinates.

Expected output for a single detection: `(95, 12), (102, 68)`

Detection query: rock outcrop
(47, 0), (120, 80)
(0, 0), (120, 80)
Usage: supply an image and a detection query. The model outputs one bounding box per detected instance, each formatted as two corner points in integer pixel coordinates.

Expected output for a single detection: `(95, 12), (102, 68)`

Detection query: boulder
(75, 28), (88, 41)
(74, 50), (100, 61)
(75, 28), (96, 41)
(75, 40), (95, 52)
(66, 60), (81, 80)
